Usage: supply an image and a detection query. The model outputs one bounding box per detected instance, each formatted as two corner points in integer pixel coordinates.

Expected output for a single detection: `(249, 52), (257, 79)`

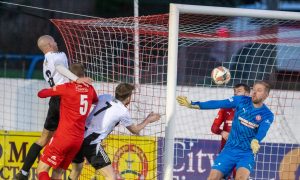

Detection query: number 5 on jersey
(80, 95), (88, 115)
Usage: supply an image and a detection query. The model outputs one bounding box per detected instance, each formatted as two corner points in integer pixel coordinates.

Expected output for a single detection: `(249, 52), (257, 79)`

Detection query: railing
(0, 54), (44, 79)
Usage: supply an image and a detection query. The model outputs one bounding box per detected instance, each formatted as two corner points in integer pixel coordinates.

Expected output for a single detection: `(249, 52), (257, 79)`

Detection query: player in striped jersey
(177, 81), (274, 180)
(69, 83), (161, 180)
(211, 83), (250, 179)
(14, 35), (93, 180)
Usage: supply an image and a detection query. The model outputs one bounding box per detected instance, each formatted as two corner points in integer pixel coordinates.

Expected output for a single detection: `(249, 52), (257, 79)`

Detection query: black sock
(21, 143), (43, 173)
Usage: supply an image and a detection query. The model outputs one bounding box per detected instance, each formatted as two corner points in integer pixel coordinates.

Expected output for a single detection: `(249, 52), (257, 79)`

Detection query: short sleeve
(120, 111), (134, 127)
(54, 52), (68, 67)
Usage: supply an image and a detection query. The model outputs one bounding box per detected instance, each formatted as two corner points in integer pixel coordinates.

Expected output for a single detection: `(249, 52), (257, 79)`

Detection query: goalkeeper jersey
(192, 96), (274, 151)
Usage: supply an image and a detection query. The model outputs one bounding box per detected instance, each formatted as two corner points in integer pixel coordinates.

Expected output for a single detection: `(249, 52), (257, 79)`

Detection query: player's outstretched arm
(38, 85), (64, 98)
(126, 112), (161, 135)
(176, 96), (200, 109)
(55, 64), (93, 86)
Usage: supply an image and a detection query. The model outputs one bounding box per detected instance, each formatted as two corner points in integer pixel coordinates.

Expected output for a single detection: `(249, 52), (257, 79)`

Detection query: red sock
(38, 171), (50, 180)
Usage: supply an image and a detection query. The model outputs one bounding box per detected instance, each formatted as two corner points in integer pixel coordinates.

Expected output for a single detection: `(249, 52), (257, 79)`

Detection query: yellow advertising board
(103, 135), (157, 180)
(0, 131), (157, 180)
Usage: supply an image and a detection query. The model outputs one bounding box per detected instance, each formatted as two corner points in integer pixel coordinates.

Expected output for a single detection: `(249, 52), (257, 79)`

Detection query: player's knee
(36, 130), (54, 146)
(70, 163), (84, 179)
(234, 175), (248, 180)
(35, 137), (49, 146)
(207, 174), (219, 180)
(52, 168), (65, 179)
(36, 164), (47, 174)
(96, 169), (116, 180)
(235, 172), (249, 180)
(74, 162), (84, 171)
(104, 173), (116, 180)
(207, 170), (222, 180)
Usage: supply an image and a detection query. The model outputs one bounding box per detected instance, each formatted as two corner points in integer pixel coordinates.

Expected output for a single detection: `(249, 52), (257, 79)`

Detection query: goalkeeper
(177, 81), (274, 180)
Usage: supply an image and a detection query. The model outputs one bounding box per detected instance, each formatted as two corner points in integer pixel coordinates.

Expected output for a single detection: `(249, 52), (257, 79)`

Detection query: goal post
(163, 3), (179, 180)
(165, 3), (300, 180)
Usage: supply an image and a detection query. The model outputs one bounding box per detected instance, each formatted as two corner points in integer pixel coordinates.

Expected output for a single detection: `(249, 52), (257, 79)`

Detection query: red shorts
(41, 135), (83, 170)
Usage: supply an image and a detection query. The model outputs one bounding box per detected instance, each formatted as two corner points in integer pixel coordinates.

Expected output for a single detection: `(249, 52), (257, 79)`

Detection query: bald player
(14, 35), (93, 180)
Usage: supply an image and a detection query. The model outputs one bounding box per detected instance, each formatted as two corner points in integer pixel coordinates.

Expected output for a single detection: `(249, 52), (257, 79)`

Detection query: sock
(21, 170), (29, 176)
(21, 143), (43, 173)
(38, 171), (50, 180)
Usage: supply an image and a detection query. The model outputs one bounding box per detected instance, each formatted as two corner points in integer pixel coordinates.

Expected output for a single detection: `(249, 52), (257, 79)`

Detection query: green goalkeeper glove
(251, 139), (260, 154)
(176, 96), (200, 109)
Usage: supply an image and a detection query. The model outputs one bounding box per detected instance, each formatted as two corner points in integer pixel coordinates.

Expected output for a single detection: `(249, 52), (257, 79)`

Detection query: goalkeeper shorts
(212, 147), (255, 176)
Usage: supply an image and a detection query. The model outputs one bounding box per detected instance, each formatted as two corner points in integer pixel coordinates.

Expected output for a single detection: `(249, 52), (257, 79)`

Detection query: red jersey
(211, 108), (234, 150)
(38, 82), (98, 169)
(38, 82), (98, 139)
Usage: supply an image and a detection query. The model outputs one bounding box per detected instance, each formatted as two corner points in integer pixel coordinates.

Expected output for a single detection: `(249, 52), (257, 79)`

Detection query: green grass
(0, 69), (43, 79)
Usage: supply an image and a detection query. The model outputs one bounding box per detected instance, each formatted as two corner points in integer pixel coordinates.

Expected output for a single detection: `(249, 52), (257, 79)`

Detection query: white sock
(21, 170), (29, 176)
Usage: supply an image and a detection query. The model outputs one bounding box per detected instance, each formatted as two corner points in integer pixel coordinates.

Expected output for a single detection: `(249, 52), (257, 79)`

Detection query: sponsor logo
(75, 85), (88, 92)
(265, 119), (271, 124)
(225, 120), (232, 126)
(238, 116), (259, 129)
(213, 162), (222, 167)
(50, 156), (56, 160)
(47, 157), (57, 165)
(256, 115), (262, 121)
(112, 144), (148, 180)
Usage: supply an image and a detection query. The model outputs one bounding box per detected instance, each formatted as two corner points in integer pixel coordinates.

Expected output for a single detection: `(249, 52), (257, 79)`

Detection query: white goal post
(164, 3), (300, 180)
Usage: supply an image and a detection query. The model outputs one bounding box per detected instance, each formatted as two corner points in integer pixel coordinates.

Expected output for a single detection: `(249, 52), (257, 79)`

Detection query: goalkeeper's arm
(177, 96), (242, 110)
(176, 96), (200, 109)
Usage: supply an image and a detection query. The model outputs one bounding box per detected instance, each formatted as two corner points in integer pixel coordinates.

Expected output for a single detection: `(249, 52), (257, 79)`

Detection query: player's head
(233, 83), (250, 96)
(70, 63), (85, 78)
(37, 35), (58, 53)
(251, 81), (271, 104)
(115, 83), (135, 106)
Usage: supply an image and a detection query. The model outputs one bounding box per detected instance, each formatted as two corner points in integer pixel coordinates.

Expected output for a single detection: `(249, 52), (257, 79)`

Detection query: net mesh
(52, 15), (169, 180)
(52, 13), (300, 179)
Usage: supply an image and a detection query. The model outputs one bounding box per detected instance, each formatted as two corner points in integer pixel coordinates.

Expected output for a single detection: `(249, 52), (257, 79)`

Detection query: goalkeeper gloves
(251, 139), (260, 154)
(176, 96), (200, 109)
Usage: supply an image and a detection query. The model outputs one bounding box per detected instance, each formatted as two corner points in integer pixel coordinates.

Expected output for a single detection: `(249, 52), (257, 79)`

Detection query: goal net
(52, 5), (300, 179)
(166, 4), (300, 180)
(51, 16), (169, 180)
